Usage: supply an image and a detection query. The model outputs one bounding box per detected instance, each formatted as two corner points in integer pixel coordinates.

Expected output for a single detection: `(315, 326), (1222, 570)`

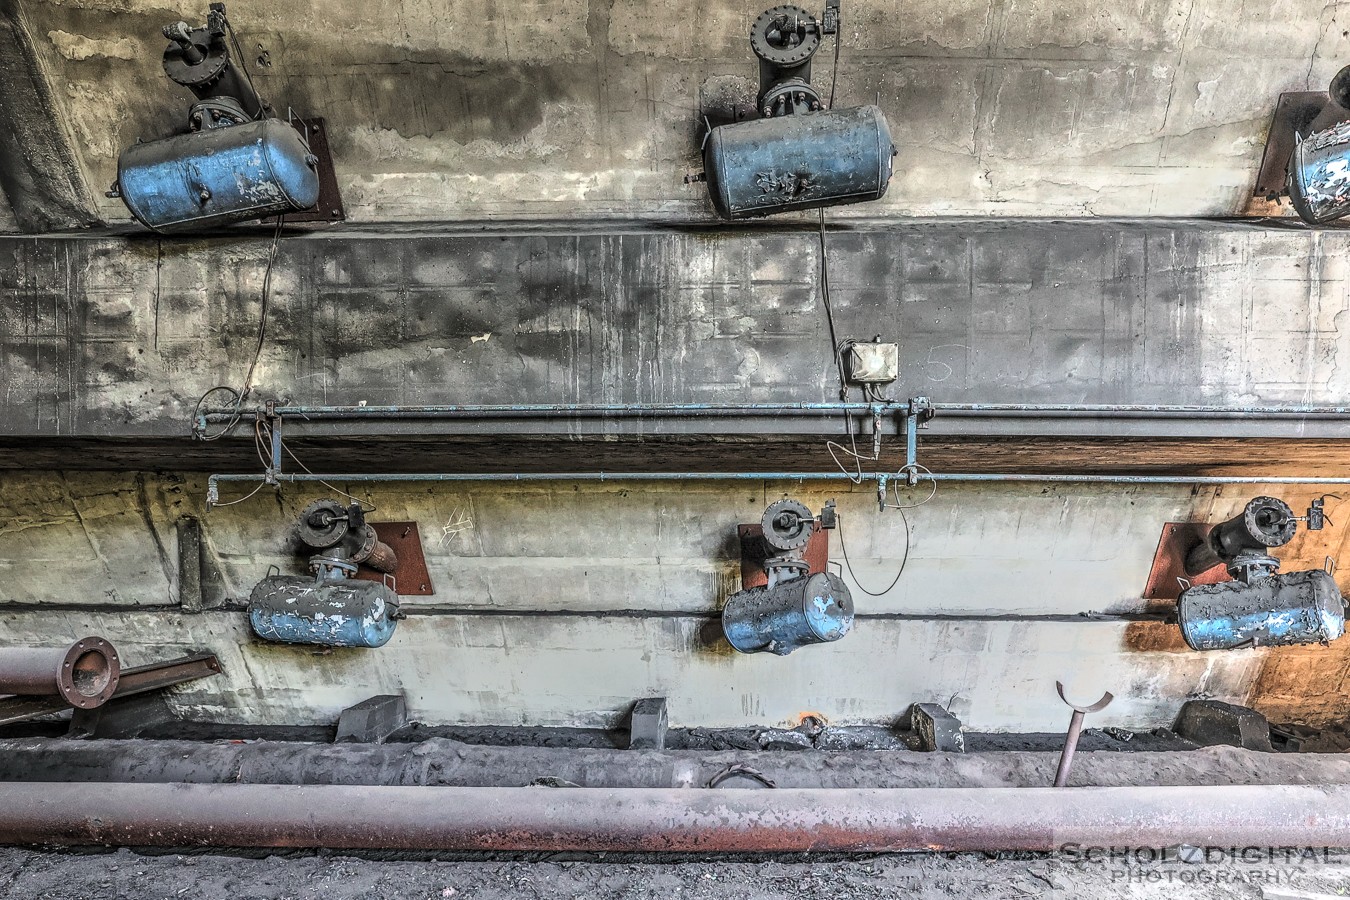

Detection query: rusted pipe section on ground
(1, 783), (1348, 851)
(9, 739), (1350, 790)
(0, 638), (120, 710)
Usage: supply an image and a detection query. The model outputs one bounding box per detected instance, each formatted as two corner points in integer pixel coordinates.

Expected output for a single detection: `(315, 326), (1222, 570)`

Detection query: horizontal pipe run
(1, 783), (1348, 852)
(207, 471), (1350, 505)
(200, 402), (1350, 422)
(4, 738), (1350, 791)
(933, 403), (1350, 418)
(200, 402), (901, 422)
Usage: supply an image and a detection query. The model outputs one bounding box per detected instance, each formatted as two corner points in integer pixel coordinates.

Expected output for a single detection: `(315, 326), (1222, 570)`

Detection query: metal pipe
(0, 638), (121, 710)
(199, 402), (902, 422)
(207, 471), (1350, 506)
(7, 738), (1350, 790)
(933, 403), (1350, 418)
(1, 783), (1348, 851)
(198, 401), (1350, 422)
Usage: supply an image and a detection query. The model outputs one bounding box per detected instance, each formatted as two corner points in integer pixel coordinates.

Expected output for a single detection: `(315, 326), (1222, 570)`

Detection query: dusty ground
(2, 848), (1348, 900)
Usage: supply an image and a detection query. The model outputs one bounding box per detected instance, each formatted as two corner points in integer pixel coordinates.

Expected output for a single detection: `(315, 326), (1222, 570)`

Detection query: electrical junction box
(844, 341), (899, 384)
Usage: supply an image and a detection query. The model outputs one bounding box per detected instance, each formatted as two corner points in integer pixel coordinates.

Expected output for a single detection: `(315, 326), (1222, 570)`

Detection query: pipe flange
(162, 29), (230, 89)
(750, 5), (821, 68)
(296, 499), (350, 549)
(1241, 497), (1297, 547)
(760, 78), (823, 115)
(59, 637), (121, 710)
(762, 498), (815, 551)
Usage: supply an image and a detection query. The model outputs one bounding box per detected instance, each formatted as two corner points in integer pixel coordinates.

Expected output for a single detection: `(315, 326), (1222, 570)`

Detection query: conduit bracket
(263, 399), (283, 485)
(903, 396), (933, 485)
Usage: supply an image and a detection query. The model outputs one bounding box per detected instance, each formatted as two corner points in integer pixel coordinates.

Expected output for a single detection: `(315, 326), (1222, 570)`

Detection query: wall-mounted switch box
(844, 341), (899, 384)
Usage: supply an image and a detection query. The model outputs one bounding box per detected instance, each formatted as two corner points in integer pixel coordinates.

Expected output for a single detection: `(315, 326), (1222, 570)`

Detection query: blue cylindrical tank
(1288, 121), (1350, 225)
(703, 105), (895, 219)
(1178, 569), (1346, 651)
(248, 575), (400, 649)
(117, 118), (320, 233)
(722, 572), (854, 655)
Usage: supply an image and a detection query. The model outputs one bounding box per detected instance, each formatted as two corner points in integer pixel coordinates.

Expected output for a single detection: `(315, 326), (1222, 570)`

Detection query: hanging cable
(222, 11), (264, 119)
(280, 437), (377, 513)
(817, 17), (849, 402)
(192, 216), (284, 441)
(837, 508), (909, 597)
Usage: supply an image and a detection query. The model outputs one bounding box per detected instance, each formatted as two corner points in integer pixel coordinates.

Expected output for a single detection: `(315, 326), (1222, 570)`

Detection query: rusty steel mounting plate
(1254, 92), (1329, 198)
(738, 523), (828, 589)
(1142, 522), (1231, 605)
(263, 115), (345, 224)
(354, 522), (434, 596)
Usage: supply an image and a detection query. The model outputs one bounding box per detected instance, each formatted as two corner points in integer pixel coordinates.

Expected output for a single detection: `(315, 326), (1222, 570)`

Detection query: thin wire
(837, 509), (909, 597)
(240, 217), (284, 401)
(818, 211), (847, 400)
(887, 464), (938, 510)
(816, 21), (849, 402)
(280, 438), (377, 512)
(192, 217), (283, 441)
(209, 481), (267, 507)
(826, 8), (842, 110)
(222, 12), (263, 119)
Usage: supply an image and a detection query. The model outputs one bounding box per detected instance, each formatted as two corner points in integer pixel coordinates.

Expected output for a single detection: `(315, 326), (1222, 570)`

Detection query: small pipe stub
(0, 637), (121, 709)
(58, 638), (121, 709)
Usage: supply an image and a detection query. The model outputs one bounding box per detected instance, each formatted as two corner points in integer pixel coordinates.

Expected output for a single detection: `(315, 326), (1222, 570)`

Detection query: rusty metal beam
(0, 783), (1347, 852)
(0, 652), (220, 726)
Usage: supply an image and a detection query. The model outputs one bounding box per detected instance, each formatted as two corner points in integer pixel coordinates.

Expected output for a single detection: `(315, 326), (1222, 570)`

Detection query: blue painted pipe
(248, 576), (400, 649)
(703, 105), (894, 219)
(117, 118), (319, 233)
(722, 573), (854, 655)
(1178, 569), (1346, 651)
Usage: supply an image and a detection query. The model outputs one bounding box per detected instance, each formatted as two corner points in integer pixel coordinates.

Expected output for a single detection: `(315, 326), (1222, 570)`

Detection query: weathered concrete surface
(5, 0), (1345, 228)
(0, 606), (1260, 731)
(3, 471), (1339, 620)
(7, 470), (1346, 730)
(6, 222), (1350, 442)
(0, 0), (98, 231)
(0, 185), (14, 234)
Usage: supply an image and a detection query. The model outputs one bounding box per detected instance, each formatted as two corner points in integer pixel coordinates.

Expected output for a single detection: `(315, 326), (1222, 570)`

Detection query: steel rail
(0, 783), (1347, 851)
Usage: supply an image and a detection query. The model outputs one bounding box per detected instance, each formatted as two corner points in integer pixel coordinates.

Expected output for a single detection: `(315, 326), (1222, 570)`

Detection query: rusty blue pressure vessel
(1288, 121), (1350, 225)
(1178, 569), (1346, 651)
(117, 118), (320, 233)
(722, 572), (854, 655)
(249, 575), (401, 648)
(703, 105), (895, 219)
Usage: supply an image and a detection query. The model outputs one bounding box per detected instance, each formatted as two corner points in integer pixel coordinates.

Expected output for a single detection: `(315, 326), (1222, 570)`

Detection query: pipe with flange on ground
(1, 783), (1349, 851)
(0, 637), (121, 710)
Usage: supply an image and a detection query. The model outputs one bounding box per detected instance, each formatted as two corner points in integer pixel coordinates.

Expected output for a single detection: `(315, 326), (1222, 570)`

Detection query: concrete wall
(2, 470), (1346, 730)
(6, 221), (1350, 441)
(9, 0), (1346, 226)
(0, 185), (14, 233)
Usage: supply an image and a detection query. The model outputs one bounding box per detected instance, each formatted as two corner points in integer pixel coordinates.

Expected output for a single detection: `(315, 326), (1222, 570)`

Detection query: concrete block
(628, 697), (668, 750)
(911, 703), (966, 753)
(1173, 700), (1272, 752)
(335, 694), (408, 744)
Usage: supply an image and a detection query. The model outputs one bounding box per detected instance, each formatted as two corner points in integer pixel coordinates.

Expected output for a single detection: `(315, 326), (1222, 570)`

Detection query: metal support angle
(0, 653), (221, 727)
